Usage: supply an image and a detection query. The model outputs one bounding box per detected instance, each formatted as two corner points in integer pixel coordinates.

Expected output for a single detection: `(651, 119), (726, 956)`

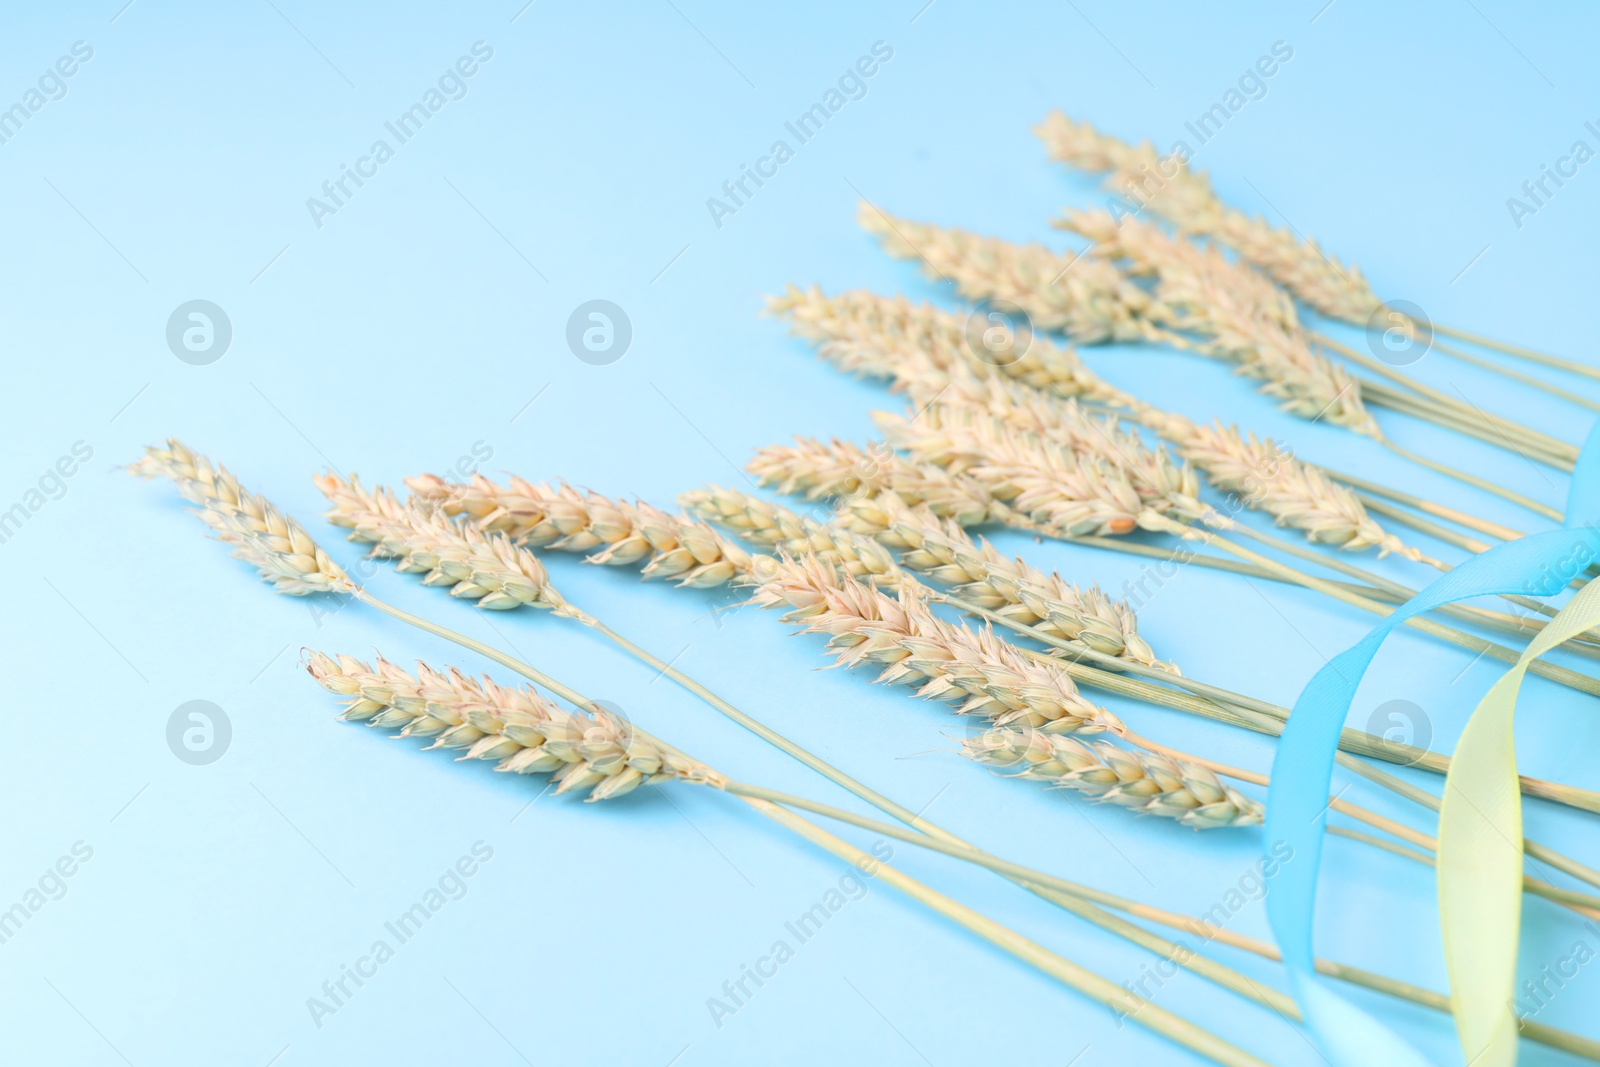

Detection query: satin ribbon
(1264, 419), (1600, 1065)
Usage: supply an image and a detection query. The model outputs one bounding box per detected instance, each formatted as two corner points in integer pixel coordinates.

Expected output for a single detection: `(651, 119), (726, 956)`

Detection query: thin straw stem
(1150, 519), (1600, 696)
(992, 599), (1600, 820)
(1221, 521), (1600, 652)
(1430, 339), (1600, 413)
(1319, 467), (1531, 540)
(569, 612), (1315, 1018)
(359, 589), (1266, 1062)
(1434, 323), (1600, 382)
(1382, 438), (1563, 520)
(1317, 332), (1574, 458)
(1370, 390), (1575, 473)
(728, 784), (1600, 1062)
(749, 799), (1272, 1067)
(1356, 494), (1495, 555)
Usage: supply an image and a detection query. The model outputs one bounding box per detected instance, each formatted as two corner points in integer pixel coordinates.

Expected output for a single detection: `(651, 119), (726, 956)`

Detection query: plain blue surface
(4, 2), (1600, 1064)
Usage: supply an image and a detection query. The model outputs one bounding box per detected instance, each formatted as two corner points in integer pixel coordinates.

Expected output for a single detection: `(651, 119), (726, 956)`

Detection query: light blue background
(4, 2), (1600, 1064)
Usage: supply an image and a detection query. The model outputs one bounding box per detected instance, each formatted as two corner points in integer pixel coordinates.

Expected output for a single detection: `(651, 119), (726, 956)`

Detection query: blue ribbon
(1263, 419), (1600, 1064)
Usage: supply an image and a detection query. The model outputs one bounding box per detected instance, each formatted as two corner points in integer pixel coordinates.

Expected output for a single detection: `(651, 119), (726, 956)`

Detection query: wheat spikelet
(1033, 112), (1222, 233)
(901, 362), (1424, 562)
(874, 403), (1189, 535)
(767, 284), (1124, 403)
(751, 553), (1118, 735)
(306, 652), (722, 798)
(129, 438), (354, 596)
(749, 557), (1253, 829)
(1035, 111), (1380, 323)
(316, 472), (581, 614)
(768, 290), (1424, 564)
(868, 492), (1173, 672)
(689, 483), (1171, 673)
(405, 473), (750, 589)
(965, 725), (1263, 829)
(855, 202), (1154, 343)
(1061, 211), (1378, 437)
(746, 437), (1004, 527)
(1130, 406), (1426, 561)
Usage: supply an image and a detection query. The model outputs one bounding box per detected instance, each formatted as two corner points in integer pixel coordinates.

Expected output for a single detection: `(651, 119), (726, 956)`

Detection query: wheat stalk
(129, 439), (355, 595)
(965, 725), (1261, 828)
(748, 553), (1256, 829)
(1061, 210), (1378, 436)
(745, 436), (1005, 526)
(685, 483), (1171, 673)
(769, 288), (1436, 562)
(872, 402), (1186, 534)
(856, 202), (1152, 343)
(403, 472), (752, 588)
(317, 472), (580, 614)
(1034, 111), (1382, 323)
(307, 651), (723, 798)
(767, 284), (1123, 403)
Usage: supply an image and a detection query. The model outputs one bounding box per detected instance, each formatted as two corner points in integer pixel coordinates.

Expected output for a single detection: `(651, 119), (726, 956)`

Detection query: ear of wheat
(767, 284), (1124, 403)
(872, 403), (1186, 535)
(1060, 211), (1378, 436)
(744, 436), (1005, 527)
(1035, 111), (1382, 324)
(684, 483), (1170, 672)
(768, 288), (1423, 560)
(747, 555), (1258, 829)
(129, 438), (354, 596)
(317, 472), (579, 614)
(856, 202), (1155, 344)
(307, 652), (722, 798)
(405, 473), (751, 588)
(966, 725), (1262, 829)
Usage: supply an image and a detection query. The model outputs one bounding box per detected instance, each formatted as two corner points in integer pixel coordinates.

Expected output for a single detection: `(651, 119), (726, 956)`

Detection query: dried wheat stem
(1433, 323), (1600, 381)
(770, 287), (1441, 564)
(1314, 332), (1576, 463)
(750, 800), (1272, 1067)
(722, 782), (1600, 1064)
(1143, 513), (1600, 697)
(685, 482), (1171, 673)
(316, 472), (581, 615)
(311, 651), (1255, 1062)
(1038, 112), (1593, 392)
(307, 652), (722, 798)
(750, 553), (1259, 829)
(129, 439), (355, 596)
(1036, 111), (1381, 323)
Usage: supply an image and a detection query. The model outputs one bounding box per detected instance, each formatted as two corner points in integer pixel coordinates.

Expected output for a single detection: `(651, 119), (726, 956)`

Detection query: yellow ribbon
(1438, 578), (1600, 1066)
